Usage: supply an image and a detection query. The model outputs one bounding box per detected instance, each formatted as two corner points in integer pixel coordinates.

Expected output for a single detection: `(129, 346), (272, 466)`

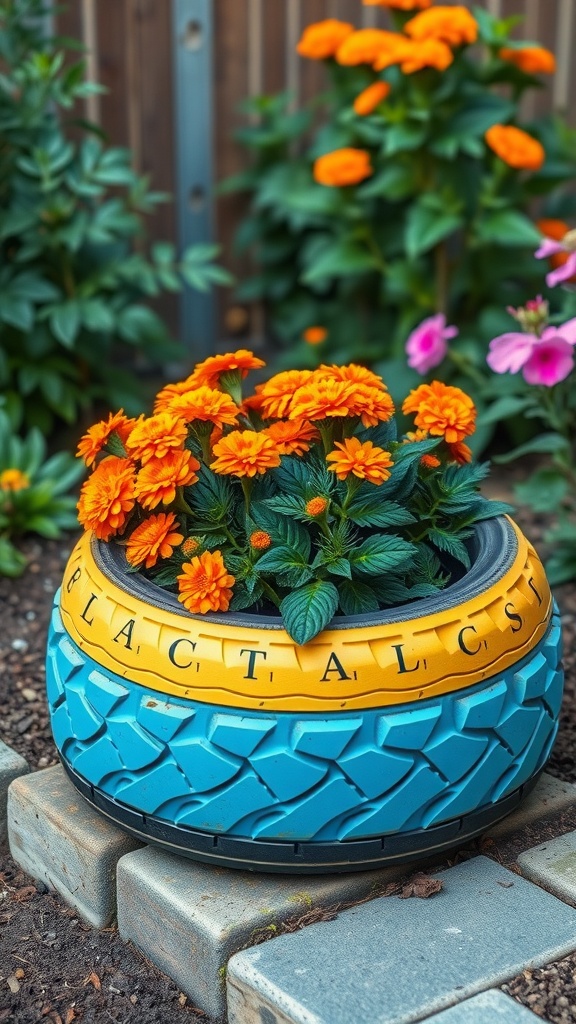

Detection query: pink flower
(487, 317), (576, 386)
(405, 314), (458, 374)
(535, 234), (576, 288)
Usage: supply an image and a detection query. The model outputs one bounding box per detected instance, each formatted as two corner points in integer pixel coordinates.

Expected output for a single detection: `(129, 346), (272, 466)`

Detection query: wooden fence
(53, 1), (576, 354)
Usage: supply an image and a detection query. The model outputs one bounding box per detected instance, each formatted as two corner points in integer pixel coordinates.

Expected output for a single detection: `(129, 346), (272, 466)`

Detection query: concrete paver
(0, 739), (28, 843)
(116, 845), (402, 1022)
(7, 765), (141, 927)
(226, 856), (576, 1024)
(425, 989), (545, 1022)
(488, 774), (576, 840)
(518, 828), (576, 904)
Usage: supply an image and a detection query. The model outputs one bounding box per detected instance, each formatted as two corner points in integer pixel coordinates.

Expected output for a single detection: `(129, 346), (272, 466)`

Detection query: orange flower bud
(250, 530), (272, 550)
(305, 496), (329, 517)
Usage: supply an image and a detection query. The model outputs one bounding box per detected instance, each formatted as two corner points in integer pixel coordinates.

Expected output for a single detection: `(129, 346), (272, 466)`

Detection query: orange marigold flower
(363, 0), (432, 9)
(296, 19), (354, 60)
(499, 46), (556, 75)
(263, 418), (319, 456)
(166, 385), (240, 428)
(420, 454), (441, 469)
(125, 412), (188, 464)
(134, 449), (200, 510)
(390, 37), (454, 74)
(125, 512), (184, 569)
(211, 430), (281, 478)
(77, 456), (136, 541)
(76, 409), (136, 467)
(402, 381), (476, 444)
(485, 124), (545, 172)
(177, 550), (235, 615)
(153, 376), (198, 414)
(302, 326), (328, 345)
(348, 384), (395, 427)
(353, 81), (391, 116)
(250, 530), (272, 550)
(258, 370), (314, 419)
(326, 437), (394, 484)
(305, 496), (329, 517)
(447, 441), (473, 464)
(0, 468), (30, 491)
(188, 350), (265, 389)
(313, 148), (373, 188)
(336, 29), (403, 66)
(537, 219), (576, 282)
(289, 377), (358, 420)
(405, 6), (478, 47)
(241, 391), (268, 416)
(373, 35), (421, 71)
(319, 363), (387, 390)
(182, 537), (200, 557)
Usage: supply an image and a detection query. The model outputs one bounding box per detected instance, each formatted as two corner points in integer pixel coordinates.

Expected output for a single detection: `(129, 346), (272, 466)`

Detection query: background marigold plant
(75, 350), (511, 645)
(224, 0), (576, 431)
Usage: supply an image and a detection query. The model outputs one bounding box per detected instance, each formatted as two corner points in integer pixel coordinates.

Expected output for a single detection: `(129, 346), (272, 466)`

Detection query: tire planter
(46, 516), (563, 873)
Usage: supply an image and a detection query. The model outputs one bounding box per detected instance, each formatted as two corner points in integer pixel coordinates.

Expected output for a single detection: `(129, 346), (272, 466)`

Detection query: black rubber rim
(94, 515), (518, 631)
(60, 756), (543, 874)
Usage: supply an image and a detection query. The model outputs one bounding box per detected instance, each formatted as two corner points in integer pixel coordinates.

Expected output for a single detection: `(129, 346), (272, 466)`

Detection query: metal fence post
(172, 0), (216, 360)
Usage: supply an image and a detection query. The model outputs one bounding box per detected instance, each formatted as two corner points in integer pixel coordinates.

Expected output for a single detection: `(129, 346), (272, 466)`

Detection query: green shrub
(0, 0), (231, 434)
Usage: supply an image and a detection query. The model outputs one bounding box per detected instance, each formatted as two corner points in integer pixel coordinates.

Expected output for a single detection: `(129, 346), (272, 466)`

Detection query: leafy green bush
(225, 4), (576, 396)
(0, 411), (83, 576)
(0, 0), (231, 434)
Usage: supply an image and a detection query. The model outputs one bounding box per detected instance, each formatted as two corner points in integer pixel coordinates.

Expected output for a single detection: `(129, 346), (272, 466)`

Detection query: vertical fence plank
(554, 0), (575, 114)
(95, 1), (129, 146)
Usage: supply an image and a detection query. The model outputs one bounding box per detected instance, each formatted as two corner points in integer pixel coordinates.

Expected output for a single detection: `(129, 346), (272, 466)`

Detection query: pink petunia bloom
(535, 235), (576, 288)
(522, 335), (574, 386)
(486, 332), (538, 374)
(405, 314), (458, 374)
(488, 319), (576, 386)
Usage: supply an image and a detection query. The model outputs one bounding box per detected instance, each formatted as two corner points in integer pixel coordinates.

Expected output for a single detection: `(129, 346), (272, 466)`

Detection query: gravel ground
(1, 505), (576, 1023)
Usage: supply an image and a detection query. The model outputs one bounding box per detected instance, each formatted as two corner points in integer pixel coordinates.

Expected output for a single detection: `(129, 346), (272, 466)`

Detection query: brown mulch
(1, 499), (576, 1023)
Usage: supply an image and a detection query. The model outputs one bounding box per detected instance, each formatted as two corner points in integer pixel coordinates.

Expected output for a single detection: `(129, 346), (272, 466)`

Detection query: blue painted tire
(47, 601), (563, 872)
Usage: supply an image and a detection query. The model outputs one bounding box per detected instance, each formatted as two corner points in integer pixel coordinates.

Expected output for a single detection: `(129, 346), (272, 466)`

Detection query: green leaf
(494, 433), (570, 463)
(187, 466), (234, 522)
(337, 579), (379, 616)
(514, 469), (568, 513)
(280, 580), (339, 645)
(0, 296), (34, 331)
(301, 241), (380, 286)
(428, 528), (471, 569)
(349, 535), (415, 576)
(49, 302), (81, 348)
(346, 496), (416, 529)
(263, 494), (308, 519)
(255, 544), (313, 587)
(0, 537), (27, 578)
(475, 210), (543, 247)
(405, 206), (462, 259)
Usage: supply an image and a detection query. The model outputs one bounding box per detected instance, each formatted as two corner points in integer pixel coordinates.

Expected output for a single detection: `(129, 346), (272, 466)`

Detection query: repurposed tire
(46, 516), (564, 872)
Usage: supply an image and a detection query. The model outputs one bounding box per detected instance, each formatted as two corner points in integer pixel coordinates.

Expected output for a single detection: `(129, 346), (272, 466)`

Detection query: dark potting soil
(0, 509), (575, 1023)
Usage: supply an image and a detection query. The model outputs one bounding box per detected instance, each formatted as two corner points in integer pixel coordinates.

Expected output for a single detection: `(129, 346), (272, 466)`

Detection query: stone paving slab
(487, 774), (576, 841)
(425, 990), (544, 1022)
(7, 765), (142, 927)
(226, 856), (576, 1024)
(116, 845), (403, 1022)
(518, 829), (576, 904)
(0, 739), (28, 843)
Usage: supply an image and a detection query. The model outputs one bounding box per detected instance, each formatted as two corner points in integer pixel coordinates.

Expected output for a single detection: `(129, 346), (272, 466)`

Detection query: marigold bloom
(77, 456), (136, 541)
(289, 378), (358, 420)
(134, 449), (200, 509)
(177, 550), (235, 615)
(211, 430), (281, 478)
(250, 530), (272, 550)
(353, 81), (391, 116)
(167, 385), (240, 428)
(188, 350), (265, 390)
(182, 537), (200, 557)
(258, 370), (314, 419)
(296, 19), (354, 60)
(76, 409), (136, 467)
(448, 441), (473, 464)
(263, 418), (319, 456)
(373, 36), (417, 71)
(0, 468), (30, 491)
(499, 46), (556, 75)
(336, 29), (402, 67)
(326, 437), (394, 484)
(153, 376), (198, 414)
(348, 384), (396, 427)
(305, 496), (329, 517)
(402, 382), (476, 444)
(391, 37), (454, 74)
(319, 363), (387, 390)
(405, 6), (478, 47)
(125, 512), (184, 569)
(303, 326), (328, 345)
(420, 454), (441, 469)
(363, 0), (432, 9)
(485, 124), (545, 172)
(125, 412), (188, 464)
(313, 148), (373, 188)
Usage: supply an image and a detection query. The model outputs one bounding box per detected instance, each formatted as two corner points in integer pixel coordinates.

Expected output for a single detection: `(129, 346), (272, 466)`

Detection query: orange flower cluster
(327, 437), (393, 484)
(405, 6), (478, 47)
(302, 326), (328, 345)
(77, 456), (136, 541)
(177, 550), (235, 615)
(402, 381), (476, 444)
(126, 512), (184, 569)
(263, 419), (319, 456)
(336, 29), (401, 67)
(211, 430), (281, 477)
(313, 148), (373, 187)
(499, 46), (556, 76)
(77, 410), (136, 467)
(485, 124), (545, 171)
(297, 19), (354, 60)
(0, 468), (30, 492)
(188, 349), (265, 390)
